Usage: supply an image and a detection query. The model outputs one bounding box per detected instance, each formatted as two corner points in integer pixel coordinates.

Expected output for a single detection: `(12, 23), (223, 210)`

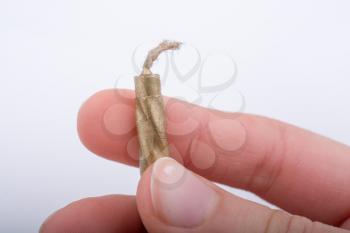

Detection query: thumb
(136, 157), (348, 233)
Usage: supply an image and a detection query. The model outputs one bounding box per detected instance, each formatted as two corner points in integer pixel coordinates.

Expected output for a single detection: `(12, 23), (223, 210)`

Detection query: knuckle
(248, 122), (288, 195)
(285, 215), (313, 233)
(264, 209), (313, 233)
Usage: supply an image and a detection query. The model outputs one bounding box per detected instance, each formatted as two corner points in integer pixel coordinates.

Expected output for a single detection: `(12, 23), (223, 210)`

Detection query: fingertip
(40, 195), (144, 233)
(136, 157), (221, 232)
(136, 161), (163, 232)
(77, 89), (138, 166)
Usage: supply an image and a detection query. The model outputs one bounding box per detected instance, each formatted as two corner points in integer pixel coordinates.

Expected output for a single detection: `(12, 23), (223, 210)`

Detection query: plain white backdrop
(1, 0), (350, 232)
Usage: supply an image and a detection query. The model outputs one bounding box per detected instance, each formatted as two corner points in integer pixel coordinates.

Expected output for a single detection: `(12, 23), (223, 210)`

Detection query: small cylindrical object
(135, 73), (169, 173)
(134, 40), (180, 174)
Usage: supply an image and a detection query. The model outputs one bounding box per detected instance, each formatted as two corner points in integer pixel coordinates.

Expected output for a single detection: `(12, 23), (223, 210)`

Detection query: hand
(40, 89), (350, 233)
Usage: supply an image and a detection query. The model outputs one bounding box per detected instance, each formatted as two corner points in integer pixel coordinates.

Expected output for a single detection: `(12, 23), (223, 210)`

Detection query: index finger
(78, 89), (350, 226)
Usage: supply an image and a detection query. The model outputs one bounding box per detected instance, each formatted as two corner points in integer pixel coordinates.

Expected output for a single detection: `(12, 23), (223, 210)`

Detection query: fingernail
(151, 157), (218, 228)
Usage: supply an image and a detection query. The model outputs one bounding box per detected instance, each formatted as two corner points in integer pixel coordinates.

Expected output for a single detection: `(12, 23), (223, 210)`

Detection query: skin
(40, 89), (350, 233)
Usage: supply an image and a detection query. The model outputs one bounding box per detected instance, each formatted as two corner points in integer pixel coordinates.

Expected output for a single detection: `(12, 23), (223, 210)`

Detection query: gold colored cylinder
(135, 74), (169, 174)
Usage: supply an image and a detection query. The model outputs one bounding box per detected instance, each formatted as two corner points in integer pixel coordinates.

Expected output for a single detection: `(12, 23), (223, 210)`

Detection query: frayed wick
(142, 40), (181, 75)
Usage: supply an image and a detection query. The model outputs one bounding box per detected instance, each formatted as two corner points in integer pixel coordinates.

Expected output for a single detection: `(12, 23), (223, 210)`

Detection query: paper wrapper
(135, 73), (169, 173)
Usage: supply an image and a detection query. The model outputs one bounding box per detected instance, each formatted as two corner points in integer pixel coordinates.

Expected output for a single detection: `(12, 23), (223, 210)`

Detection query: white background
(1, 0), (350, 232)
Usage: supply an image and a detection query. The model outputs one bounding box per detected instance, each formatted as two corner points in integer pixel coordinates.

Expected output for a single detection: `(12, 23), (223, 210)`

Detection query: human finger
(136, 157), (350, 233)
(78, 89), (350, 225)
(40, 195), (146, 233)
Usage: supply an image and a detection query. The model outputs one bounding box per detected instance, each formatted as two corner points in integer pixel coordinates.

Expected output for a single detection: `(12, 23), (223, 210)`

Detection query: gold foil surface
(135, 73), (169, 173)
